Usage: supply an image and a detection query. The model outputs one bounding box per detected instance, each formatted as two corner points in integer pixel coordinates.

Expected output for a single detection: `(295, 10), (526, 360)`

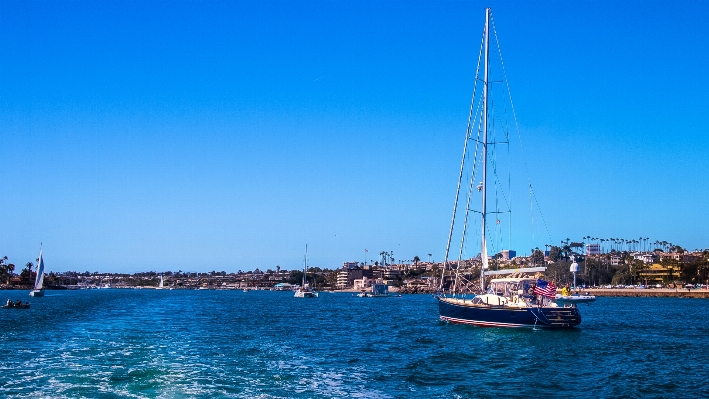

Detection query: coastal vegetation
(539, 243), (709, 287)
(2, 239), (708, 291)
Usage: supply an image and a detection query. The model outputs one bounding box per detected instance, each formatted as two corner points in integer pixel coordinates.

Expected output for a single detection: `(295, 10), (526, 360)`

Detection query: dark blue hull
(437, 297), (581, 328)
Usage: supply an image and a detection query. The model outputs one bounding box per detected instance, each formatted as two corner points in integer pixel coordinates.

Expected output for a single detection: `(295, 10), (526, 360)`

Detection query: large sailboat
(294, 245), (318, 298)
(30, 248), (45, 297)
(436, 8), (594, 328)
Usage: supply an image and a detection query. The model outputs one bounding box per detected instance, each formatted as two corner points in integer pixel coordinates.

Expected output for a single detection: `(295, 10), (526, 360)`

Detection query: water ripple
(1, 290), (709, 398)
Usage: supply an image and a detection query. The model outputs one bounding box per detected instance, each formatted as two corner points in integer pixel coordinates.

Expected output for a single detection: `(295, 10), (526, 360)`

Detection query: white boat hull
(294, 290), (317, 298)
(555, 294), (596, 304)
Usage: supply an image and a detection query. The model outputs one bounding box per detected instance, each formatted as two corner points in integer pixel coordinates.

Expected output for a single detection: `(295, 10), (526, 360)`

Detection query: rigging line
(498, 73), (513, 251)
(506, 103), (512, 252)
(453, 99), (484, 296)
(455, 96), (484, 295)
(442, 27), (486, 291)
(529, 183), (553, 246)
(454, 89), (484, 294)
(488, 91), (513, 224)
(529, 183), (535, 245)
(490, 115), (501, 257)
(491, 14), (553, 245)
(468, 210), (509, 215)
(487, 108), (511, 217)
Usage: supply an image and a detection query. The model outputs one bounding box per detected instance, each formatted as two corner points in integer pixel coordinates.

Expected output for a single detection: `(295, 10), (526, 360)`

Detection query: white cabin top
(489, 277), (537, 284)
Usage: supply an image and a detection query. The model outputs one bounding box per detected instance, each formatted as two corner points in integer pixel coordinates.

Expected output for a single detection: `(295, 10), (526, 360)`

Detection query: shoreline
(3, 286), (707, 298)
(582, 288), (709, 298)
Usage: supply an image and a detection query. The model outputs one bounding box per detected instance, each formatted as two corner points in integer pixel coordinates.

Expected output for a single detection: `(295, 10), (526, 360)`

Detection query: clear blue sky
(2, 0), (708, 273)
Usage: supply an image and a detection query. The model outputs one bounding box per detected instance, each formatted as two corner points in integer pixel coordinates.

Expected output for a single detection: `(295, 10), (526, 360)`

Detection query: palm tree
(24, 262), (34, 285)
(0, 256), (12, 284)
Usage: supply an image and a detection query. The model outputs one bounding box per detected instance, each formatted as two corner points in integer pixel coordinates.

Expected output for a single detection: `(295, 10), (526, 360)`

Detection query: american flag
(534, 279), (557, 298)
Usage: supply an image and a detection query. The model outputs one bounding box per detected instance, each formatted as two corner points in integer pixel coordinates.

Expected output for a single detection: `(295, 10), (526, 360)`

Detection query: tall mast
(480, 8), (490, 291)
(303, 244), (308, 287)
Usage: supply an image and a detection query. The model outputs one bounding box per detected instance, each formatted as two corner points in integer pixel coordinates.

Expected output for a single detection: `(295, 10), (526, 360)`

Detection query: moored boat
(357, 283), (390, 298)
(294, 245), (318, 298)
(438, 272), (582, 328)
(436, 8), (594, 328)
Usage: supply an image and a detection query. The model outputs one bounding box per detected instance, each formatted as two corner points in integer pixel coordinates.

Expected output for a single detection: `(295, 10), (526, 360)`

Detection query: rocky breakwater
(397, 286), (438, 294)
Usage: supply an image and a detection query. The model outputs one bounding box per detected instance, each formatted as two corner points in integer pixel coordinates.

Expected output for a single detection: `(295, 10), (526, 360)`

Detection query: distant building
(637, 263), (679, 284)
(353, 276), (372, 290)
(342, 262), (359, 269)
(633, 252), (657, 264)
(586, 244), (600, 256)
(611, 255), (621, 266)
(500, 250), (516, 260)
(659, 252), (700, 264)
(337, 267), (374, 288)
(383, 268), (400, 282)
(336, 270), (349, 289)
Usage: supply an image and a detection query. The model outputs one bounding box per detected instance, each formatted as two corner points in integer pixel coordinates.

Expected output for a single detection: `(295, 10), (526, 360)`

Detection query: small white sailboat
(294, 245), (318, 298)
(156, 275), (164, 289)
(30, 248), (45, 297)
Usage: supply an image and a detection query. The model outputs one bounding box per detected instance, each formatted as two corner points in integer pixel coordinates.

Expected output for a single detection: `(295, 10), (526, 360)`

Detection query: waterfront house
(611, 255), (621, 266)
(637, 263), (679, 284)
(353, 276), (373, 291)
(633, 252), (658, 264)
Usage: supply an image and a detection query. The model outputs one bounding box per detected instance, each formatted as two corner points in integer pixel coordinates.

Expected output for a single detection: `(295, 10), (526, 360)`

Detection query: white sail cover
(34, 250), (45, 290)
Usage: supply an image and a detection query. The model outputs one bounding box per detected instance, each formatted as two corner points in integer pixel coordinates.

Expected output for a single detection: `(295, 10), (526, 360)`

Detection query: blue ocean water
(1, 289), (708, 398)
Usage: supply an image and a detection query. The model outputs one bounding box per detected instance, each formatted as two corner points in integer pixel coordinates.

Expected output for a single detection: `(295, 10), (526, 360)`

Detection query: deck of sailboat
(439, 296), (529, 309)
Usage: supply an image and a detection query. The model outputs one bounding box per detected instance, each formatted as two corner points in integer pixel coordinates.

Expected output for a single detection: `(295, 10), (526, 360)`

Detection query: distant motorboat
(3, 299), (30, 309)
(30, 248), (45, 297)
(555, 293), (597, 304)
